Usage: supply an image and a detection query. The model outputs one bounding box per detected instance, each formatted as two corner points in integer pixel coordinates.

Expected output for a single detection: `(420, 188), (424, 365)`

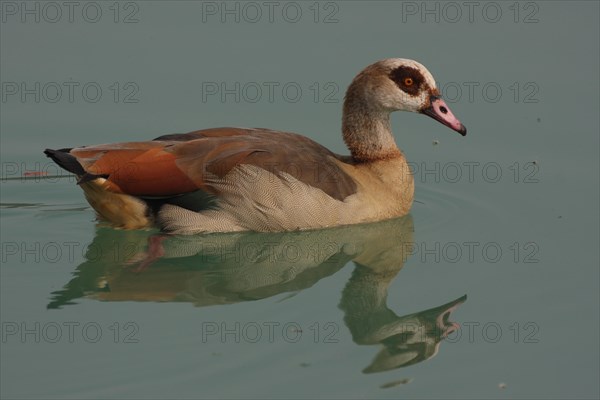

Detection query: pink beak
(421, 96), (467, 136)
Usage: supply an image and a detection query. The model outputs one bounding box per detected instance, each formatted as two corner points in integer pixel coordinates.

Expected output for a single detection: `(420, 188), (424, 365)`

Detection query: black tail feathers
(44, 148), (85, 175)
(44, 148), (108, 183)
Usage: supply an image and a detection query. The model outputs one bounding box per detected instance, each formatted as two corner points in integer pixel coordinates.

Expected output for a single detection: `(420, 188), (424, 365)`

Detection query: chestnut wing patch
(69, 143), (199, 196)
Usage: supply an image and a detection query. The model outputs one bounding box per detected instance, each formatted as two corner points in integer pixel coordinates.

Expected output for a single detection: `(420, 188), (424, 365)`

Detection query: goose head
(346, 58), (467, 136)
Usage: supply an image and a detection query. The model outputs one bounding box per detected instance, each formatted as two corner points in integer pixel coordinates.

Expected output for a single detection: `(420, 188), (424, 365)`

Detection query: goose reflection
(49, 216), (465, 372)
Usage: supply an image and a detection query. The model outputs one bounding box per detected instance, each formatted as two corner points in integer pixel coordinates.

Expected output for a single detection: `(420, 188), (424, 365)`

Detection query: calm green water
(1, 1), (599, 399)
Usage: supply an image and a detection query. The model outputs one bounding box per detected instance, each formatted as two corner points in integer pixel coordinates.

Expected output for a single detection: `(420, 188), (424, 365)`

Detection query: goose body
(45, 58), (466, 234)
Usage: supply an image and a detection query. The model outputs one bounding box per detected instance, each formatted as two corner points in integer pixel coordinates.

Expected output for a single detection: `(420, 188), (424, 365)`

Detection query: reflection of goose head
(340, 256), (466, 373)
(352, 295), (466, 373)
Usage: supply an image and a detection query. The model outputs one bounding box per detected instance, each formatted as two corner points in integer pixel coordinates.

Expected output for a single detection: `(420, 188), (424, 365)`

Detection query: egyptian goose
(45, 58), (466, 234)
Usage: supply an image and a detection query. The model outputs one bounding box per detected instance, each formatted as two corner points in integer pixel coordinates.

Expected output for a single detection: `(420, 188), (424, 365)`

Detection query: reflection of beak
(421, 95), (467, 136)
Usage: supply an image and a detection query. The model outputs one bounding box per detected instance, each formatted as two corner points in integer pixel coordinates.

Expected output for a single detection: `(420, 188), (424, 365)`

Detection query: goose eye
(404, 77), (413, 86)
